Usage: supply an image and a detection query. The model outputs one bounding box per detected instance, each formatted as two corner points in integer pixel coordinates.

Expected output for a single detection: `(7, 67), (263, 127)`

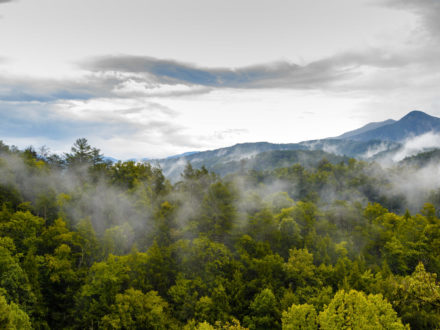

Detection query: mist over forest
(1, 133), (440, 329)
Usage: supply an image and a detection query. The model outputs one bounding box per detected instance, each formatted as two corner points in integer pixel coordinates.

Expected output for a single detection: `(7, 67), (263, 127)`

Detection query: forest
(0, 138), (439, 329)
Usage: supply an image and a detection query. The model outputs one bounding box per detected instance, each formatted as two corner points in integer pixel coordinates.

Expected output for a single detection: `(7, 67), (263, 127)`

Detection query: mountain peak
(400, 110), (433, 121)
(336, 110), (440, 142)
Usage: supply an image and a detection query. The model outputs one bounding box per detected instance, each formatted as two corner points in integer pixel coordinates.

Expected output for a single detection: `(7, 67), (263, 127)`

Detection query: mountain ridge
(335, 119), (396, 139)
(337, 110), (440, 142)
(156, 139), (400, 181)
(123, 110), (440, 181)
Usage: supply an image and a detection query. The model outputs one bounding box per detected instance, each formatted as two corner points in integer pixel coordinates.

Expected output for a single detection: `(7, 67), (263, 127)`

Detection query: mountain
(335, 119), (396, 139)
(338, 111), (440, 142)
(156, 142), (306, 180)
(103, 156), (119, 163)
(157, 148), (347, 182)
(199, 149), (349, 177)
(155, 140), (400, 181)
(150, 110), (438, 181)
(299, 139), (399, 159)
(165, 151), (199, 160)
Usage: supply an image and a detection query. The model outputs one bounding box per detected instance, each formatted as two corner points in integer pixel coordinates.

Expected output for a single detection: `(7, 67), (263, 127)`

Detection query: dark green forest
(0, 138), (439, 329)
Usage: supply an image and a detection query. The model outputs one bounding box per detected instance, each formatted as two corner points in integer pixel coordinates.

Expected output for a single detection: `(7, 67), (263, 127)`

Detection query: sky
(1, 0), (440, 159)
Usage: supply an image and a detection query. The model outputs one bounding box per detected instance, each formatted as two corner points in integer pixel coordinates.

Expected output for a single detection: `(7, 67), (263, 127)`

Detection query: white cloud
(393, 132), (440, 162)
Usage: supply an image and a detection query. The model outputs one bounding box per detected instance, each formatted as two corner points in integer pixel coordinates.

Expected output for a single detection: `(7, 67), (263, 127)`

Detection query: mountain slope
(210, 149), (349, 177)
(156, 142), (307, 180)
(156, 140), (400, 181)
(152, 110), (438, 181)
(335, 119), (396, 139)
(340, 111), (440, 142)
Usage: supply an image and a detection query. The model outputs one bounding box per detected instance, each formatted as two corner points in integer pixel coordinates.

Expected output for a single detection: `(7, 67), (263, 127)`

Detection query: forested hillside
(157, 140), (400, 182)
(156, 111), (440, 182)
(0, 138), (440, 329)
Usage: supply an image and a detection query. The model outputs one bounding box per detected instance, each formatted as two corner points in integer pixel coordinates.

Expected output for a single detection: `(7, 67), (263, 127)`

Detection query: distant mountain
(156, 142), (306, 180)
(157, 148), (348, 182)
(205, 149), (349, 177)
(165, 151), (199, 160)
(299, 139), (399, 159)
(103, 156), (119, 163)
(335, 119), (396, 139)
(338, 111), (440, 142)
(124, 158), (150, 162)
(155, 140), (400, 181)
(149, 110), (439, 181)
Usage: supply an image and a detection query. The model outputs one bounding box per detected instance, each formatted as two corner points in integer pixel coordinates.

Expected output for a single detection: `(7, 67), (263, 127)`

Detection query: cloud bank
(1, 0), (440, 158)
(83, 50), (414, 91)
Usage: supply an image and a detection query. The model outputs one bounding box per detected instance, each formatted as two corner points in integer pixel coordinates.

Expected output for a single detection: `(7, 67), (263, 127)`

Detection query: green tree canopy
(281, 303), (317, 330)
(318, 289), (407, 329)
(0, 294), (32, 330)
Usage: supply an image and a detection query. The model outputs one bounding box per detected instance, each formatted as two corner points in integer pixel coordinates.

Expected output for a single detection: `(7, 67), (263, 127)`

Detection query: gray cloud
(0, 75), (114, 102)
(0, 35), (428, 104)
(84, 51), (413, 91)
(386, 0), (440, 40)
(0, 70), (213, 102)
(0, 42), (434, 106)
(84, 56), (307, 88)
(0, 0), (15, 3)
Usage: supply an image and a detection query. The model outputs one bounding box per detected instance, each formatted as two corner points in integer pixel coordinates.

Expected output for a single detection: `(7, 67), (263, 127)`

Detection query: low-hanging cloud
(0, 151), (157, 239)
(392, 132), (440, 162)
(390, 161), (440, 211)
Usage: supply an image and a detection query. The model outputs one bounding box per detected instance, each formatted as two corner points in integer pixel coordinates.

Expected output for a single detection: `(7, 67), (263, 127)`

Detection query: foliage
(0, 139), (439, 329)
(101, 288), (173, 329)
(281, 303), (317, 330)
(318, 290), (407, 329)
(0, 294), (32, 329)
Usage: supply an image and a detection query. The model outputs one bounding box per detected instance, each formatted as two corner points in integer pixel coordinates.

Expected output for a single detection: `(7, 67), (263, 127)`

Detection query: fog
(0, 151), (154, 253)
(392, 132), (440, 162)
(2, 136), (440, 253)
